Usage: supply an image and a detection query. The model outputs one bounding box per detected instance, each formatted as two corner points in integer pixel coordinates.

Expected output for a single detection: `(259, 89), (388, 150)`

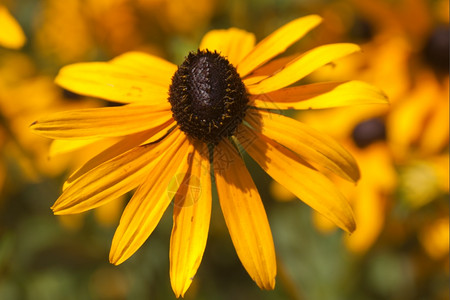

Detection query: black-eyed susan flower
(31, 15), (387, 297)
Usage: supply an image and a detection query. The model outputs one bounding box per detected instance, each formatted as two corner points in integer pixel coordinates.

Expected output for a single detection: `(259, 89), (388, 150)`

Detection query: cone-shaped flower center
(169, 50), (249, 144)
(352, 118), (386, 148)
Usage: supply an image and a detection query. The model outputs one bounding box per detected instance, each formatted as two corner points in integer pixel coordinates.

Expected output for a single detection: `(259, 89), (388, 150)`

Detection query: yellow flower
(0, 5), (26, 49)
(296, 105), (397, 254)
(31, 15), (387, 297)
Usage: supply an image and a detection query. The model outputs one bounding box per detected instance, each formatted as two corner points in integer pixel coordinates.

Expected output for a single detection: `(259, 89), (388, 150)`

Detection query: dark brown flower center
(168, 50), (249, 144)
(351, 118), (386, 148)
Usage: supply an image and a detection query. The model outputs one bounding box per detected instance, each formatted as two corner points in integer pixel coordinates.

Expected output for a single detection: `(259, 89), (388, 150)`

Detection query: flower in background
(296, 106), (397, 254)
(0, 5), (26, 49)
(287, 0), (449, 255)
(31, 15), (387, 297)
(137, 0), (217, 35)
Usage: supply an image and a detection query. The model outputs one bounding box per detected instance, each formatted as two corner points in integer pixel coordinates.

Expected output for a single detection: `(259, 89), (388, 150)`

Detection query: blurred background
(0, 0), (448, 299)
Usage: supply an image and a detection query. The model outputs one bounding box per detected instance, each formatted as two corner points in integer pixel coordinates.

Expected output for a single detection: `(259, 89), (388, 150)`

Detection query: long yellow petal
(214, 140), (276, 290)
(237, 15), (322, 77)
(250, 81), (388, 110)
(49, 138), (102, 157)
(236, 125), (356, 233)
(63, 121), (174, 190)
(30, 104), (172, 140)
(170, 142), (211, 298)
(110, 51), (177, 87)
(199, 28), (256, 67)
(55, 62), (170, 104)
(52, 128), (185, 215)
(246, 110), (360, 182)
(110, 135), (194, 265)
(242, 54), (297, 86)
(0, 5), (26, 49)
(247, 43), (361, 94)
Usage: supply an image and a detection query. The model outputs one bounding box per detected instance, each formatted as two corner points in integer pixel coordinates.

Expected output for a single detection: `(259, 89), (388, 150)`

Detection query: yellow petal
(251, 81), (388, 110)
(110, 51), (177, 87)
(170, 142), (211, 297)
(110, 135), (194, 265)
(30, 104), (172, 140)
(64, 122), (174, 190)
(345, 183), (385, 253)
(49, 138), (102, 157)
(199, 28), (256, 67)
(52, 128), (185, 215)
(213, 140), (276, 290)
(247, 43), (361, 94)
(246, 110), (360, 182)
(236, 125), (356, 233)
(242, 54), (297, 86)
(237, 15), (322, 77)
(55, 62), (170, 104)
(0, 5), (26, 49)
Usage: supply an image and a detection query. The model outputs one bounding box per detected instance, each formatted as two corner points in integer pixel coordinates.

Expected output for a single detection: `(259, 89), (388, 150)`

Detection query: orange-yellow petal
(344, 182), (385, 253)
(237, 15), (322, 77)
(170, 142), (211, 297)
(30, 104), (172, 140)
(110, 51), (177, 87)
(247, 43), (361, 94)
(250, 81), (388, 110)
(0, 5), (26, 49)
(52, 128), (184, 215)
(213, 140), (276, 290)
(236, 125), (356, 233)
(109, 134), (194, 265)
(242, 54), (297, 86)
(49, 138), (102, 157)
(55, 62), (170, 104)
(199, 28), (256, 67)
(246, 110), (360, 182)
(64, 121), (174, 189)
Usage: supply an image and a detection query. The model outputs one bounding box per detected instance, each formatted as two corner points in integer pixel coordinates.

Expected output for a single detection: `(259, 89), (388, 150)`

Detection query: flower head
(31, 15), (387, 297)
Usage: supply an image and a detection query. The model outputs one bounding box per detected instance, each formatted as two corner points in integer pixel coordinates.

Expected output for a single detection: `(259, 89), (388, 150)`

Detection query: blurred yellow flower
(419, 217), (449, 260)
(31, 15), (387, 296)
(298, 105), (397, 253)
(34, 0), (94, 64)
(137, 0), (217, 34)
(0, 5), (26, 49)
(388, 71), (449, 161)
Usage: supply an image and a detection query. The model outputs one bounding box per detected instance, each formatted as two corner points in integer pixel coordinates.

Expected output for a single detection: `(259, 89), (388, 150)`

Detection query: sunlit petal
(246, 110), (360, 182)
(30, 104), (172, 140)
(237, 15), (322, 77)
(236, 125), (356, 233)
(247, 43), (361, 94)
(110, 135), (194, 265)
(214, 140), (276, 290)
(110, 51), (177, 87)
(250, 81), (388, 110)
(55, 62), (170, 104)
(52, 129), (185, 215)
(63, 120), (175, 189)
(200, 28), (256, 66)
(170, 142), (211, 297)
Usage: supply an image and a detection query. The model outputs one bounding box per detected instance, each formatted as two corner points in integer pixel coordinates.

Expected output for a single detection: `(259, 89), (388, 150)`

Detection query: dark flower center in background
(352, 118), (386, 148)
(422, 26), (449, 75)
(169, 50), (249, 144)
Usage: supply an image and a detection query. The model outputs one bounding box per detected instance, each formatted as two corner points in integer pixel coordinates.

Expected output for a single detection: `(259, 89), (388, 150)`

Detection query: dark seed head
(352, 118), (386, 148)
(168, 50), (249, 144)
